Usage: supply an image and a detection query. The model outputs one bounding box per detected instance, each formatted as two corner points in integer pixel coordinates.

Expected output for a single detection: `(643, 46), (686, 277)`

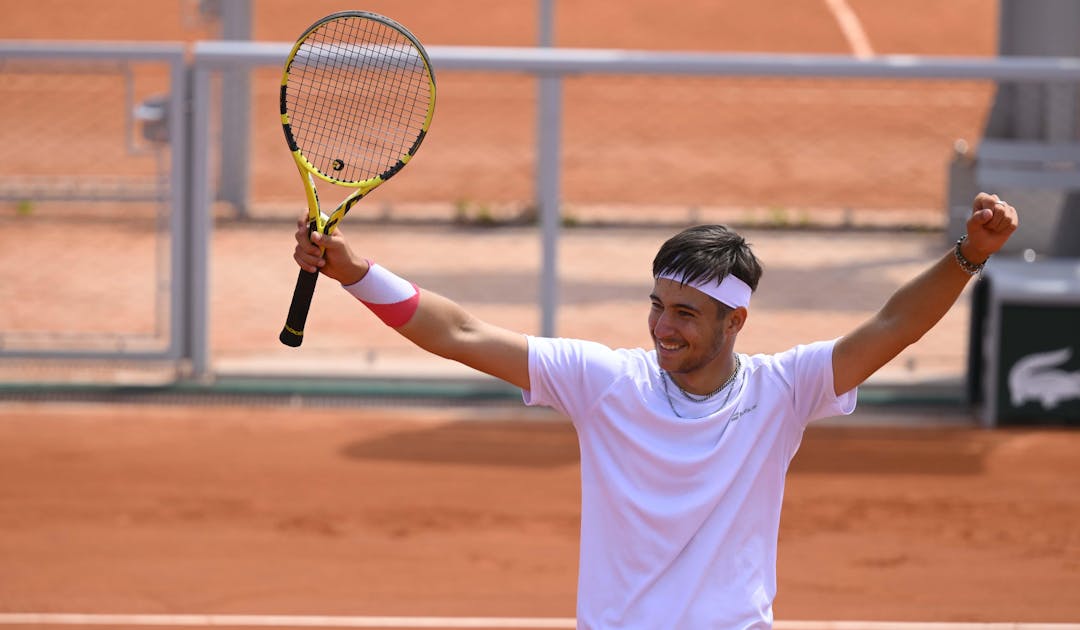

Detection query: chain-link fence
(4, 34), (1080, 388)
(0, 44), (187, 375)
(236, 70), (994, 226)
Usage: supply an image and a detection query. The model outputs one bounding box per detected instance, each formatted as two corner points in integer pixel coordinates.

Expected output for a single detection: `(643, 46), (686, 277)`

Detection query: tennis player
(292, 192), (1018, 628)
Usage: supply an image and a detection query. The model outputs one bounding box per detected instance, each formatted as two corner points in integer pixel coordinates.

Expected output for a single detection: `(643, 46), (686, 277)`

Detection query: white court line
(779, 623), (1080, 630)
(0, 615), (571, 628)
(0, 615), (1078, 629)
(822, 0), (875, 59)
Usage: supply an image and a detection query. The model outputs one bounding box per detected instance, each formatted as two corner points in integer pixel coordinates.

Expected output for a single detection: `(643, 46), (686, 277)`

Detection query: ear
(727, 306), (748, 334)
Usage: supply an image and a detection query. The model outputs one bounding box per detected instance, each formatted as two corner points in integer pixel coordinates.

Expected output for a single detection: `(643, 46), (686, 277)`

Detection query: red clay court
(2, 1), (1079, 628)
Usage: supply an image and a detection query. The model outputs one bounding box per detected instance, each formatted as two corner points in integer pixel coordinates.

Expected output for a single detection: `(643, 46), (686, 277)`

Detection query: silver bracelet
(953, 234), (986, 276)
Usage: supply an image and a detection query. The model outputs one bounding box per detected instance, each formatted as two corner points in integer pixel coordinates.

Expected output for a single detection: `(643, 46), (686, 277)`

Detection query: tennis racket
(278, 11), (436, 347)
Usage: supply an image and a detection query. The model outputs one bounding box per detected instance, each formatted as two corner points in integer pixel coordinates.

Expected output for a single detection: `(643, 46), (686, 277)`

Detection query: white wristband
(343, 262), (420, 327)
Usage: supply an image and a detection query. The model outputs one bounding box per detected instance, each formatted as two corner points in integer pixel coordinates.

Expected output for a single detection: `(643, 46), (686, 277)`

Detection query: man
(292, 192), (1018, 628)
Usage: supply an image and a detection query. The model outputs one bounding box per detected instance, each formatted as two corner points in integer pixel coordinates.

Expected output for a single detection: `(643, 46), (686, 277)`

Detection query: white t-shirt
(523, 336), (857, 629)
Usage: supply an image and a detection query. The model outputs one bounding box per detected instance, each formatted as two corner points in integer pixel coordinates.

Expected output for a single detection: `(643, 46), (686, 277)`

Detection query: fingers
(294, 213), (317, 247)
(971, 207), (993, 225)
(990, 197), (1017, 233)
(290, 207), (362, 278)
(293, 216), (323, 273)
(976, 191), (1006, 218)
(986, 206), (1011, 232)
(972, 191), (1003, 213)
(293, 240), (323, 273)
(971, 192), (1018, 232)
(963, 193), (1019, 260)
(292, 223), (354, 274)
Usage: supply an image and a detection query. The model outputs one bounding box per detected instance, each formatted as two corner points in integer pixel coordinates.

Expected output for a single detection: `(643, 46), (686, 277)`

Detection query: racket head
(280, 11), (436, 190)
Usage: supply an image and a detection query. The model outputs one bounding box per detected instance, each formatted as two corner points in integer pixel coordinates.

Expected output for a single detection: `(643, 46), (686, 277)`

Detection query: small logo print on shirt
(731, 404), (757, 423)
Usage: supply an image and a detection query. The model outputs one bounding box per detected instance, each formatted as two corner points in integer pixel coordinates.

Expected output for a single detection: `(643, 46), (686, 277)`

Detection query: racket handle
(279, 268), (320, 347)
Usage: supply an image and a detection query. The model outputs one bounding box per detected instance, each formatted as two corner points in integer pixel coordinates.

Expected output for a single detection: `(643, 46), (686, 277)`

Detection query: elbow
(425, 316), (480, 364)
(898, 327), (927, 348)
(876, 306), (931, 349)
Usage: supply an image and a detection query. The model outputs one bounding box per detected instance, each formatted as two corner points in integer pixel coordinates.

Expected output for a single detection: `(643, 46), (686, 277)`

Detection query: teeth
(658, 342), (682, 351)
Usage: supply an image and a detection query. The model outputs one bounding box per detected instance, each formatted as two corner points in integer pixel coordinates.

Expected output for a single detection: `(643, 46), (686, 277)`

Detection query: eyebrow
(649, 293), (703, 314)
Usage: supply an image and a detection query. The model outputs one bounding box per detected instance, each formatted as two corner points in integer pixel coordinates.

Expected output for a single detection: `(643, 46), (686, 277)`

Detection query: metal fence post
(169, 55), (191, 367)
(537, 75), (562, 339)
(537, 0), (560, 338)
(188, 65), (213, 380)
(217, 0), (252, 217)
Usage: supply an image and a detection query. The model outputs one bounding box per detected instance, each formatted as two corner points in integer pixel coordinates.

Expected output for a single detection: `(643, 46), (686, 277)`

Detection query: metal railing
(5, 40), (1080, 383)
(188, 43), (1080, 378)
(0, 42), (189, 363)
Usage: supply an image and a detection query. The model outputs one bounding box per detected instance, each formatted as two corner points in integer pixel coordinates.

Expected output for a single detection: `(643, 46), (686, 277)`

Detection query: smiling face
(649, 278), (743, 391)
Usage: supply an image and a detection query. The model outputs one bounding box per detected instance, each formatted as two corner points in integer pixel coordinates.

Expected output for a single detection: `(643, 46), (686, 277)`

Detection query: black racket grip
(279, 268), (320, 347)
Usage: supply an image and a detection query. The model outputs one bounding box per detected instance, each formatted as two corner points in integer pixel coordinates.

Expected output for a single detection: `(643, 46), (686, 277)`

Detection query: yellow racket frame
(278, 11), (436, 346)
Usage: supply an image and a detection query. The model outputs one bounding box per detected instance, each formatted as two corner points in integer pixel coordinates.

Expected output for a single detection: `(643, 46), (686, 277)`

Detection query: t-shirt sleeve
(522, 335), (627, 419)
(774, 339), (857, 427)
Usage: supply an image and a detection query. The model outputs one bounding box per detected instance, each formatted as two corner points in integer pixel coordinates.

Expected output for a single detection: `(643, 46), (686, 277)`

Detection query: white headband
(656, 271), (752, 309)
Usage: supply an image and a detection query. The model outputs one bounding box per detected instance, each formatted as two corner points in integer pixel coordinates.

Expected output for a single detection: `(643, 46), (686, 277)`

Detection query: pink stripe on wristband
(342, 262), (421, 328)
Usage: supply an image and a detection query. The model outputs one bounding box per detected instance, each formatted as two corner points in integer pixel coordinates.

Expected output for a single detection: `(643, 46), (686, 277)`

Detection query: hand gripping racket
(278, 11), (436, 347)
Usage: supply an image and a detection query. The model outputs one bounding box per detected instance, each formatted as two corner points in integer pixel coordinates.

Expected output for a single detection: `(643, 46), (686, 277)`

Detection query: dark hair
(652, 225), (763, 293)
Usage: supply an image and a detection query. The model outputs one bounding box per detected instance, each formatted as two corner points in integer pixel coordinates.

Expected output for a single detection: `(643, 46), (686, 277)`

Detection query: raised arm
(832, 192), (1019, 396)
(293, 219), (531, 390)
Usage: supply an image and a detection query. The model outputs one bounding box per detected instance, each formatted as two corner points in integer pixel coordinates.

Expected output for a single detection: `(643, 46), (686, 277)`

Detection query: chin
(654, 348), (683, 373)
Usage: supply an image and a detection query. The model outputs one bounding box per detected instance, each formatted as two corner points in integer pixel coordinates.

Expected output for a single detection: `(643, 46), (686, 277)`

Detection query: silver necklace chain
(660, 354), (741, 419)
(675, 353), (741, 402)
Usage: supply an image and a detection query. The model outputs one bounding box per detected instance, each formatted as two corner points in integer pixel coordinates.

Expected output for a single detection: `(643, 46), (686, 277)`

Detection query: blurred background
(2, 2), (1080, 627)
(1, 0), (1079, 426)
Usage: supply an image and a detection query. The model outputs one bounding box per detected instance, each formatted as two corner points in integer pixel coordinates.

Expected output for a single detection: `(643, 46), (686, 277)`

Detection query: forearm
(398, 289), (478, 358)
(305, 225), (525, 383)
(398, 290), (530, 388)
(833, 243), (981, 394)
(340, 261), (473, 354)
(830, 193), (1015, 395)
(876, 246), (976, 346)
(342, 263), (530, 388)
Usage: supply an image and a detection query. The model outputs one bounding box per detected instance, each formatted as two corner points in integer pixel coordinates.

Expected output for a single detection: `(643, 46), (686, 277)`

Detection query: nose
(651, 309), (675, 338)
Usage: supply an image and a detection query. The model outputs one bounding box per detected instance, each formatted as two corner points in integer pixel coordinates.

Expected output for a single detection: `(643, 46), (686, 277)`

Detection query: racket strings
(297, 33), (421, 175)
(287, 16), (432, 183)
